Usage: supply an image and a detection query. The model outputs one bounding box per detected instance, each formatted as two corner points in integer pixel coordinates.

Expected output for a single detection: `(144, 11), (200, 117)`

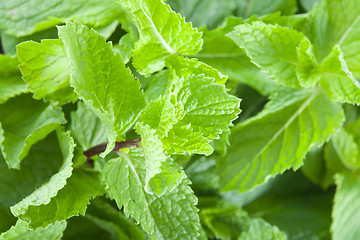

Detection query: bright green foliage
(10, 129), (74, 226)
(236, 0), (297, 18)
(16, 39), (77, 105)
(239, 218), (287, 240)
(136, 124), (185, 196)
(0, 94), (66, 169)
(332, 174), (360, 240)
(58, 21), (146, 156)
(70, 101), (107, 150)
(13, 169), (104, 229)
(117, 0), (203, 75)
(228, 21), (313, 88)
(0, 55), (28, 104)
(0, 0), (122, 37)
(319, 46), (360, 104)
(219, 89), (344, 192)
(0, 220), (66, 240)
(102, 148), (201, 240)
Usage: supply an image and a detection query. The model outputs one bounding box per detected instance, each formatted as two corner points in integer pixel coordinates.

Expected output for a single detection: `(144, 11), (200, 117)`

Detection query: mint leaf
(58, 21), (146, 156)
(319, 46), (360, 104)
(13, 169), (104, 229)
(0, 55), (28, 104)
(136, 124), (185, 196)
(0, 220), (66, 240)
(332, 173), (360, 240)
(10, 129), (74, 225)
(239, 218), (287, 240)
(236, 0), (297, 18)
(70, 101), (107, 150)
(118, 0), (203, 75)
(228, 21), (314, 88)
(0, 94), (66, 169)
(219, 88), (344, 192)
(17, 39), (77, 105)
(102, 148), (201, 240)
(0, 0), (122, 37)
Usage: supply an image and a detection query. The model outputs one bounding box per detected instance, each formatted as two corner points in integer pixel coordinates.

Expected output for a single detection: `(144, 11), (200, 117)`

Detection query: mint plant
(0, 0), (360, 239)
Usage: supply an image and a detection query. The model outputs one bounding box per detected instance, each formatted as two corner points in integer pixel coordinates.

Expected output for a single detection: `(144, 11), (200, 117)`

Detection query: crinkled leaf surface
(0, 55), (28, 104)
(70, 101), (107, 151)
(0, 220), (66, 240)
(17, 39), (77, 105)
(332, 173), (360, 240)
(239, 218), (287, 240)
(0, 0), (123, 37)
(10, 129), (74, 226)
(58, 21), (146, 156)
(136, 124), (185, 196)
(0, 94), (66, 169)
(319, 46), (360, 104)
(118, 0), (203, 75)
(102, 148), (201, 240)
(227, 21), (315, 88)
(219, 88), (344, 192)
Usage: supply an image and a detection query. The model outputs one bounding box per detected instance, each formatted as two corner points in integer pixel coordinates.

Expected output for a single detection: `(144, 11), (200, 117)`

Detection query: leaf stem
(83, 138), (141, 160)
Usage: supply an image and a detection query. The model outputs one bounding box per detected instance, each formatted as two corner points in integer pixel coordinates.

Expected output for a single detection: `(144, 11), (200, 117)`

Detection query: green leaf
(0, 94), (66, 169)
(0, 0), (123, 37)
(118, 0), (203, 75)
(139, 60), (241, 155)
(227, 21), (314, 88)
(236, 0), (297, 18)
(144, 70), (170, 102)
(10, 129), (74, 225)
(167, 0), (236, 29)
(219, 88), (344, 192)
(70, 101), (107, 150)
(193, 18), (275, 96)
(136, 124), (185, 196)
(300, 0), (320, 12)
(239, 218), (287, 240)
(58, 21), (146, 156)
(319, 46), (360, 104)
(332, 173), (360, 240)
(13, 169), (104, 229)
(308, 0), (360, 70)
(17, 39), (77, 105)
(102, 148), (201, 240)
(0, 220), (67, 240)
(0, 55), (28, 104)
(85, 198), (146, 240)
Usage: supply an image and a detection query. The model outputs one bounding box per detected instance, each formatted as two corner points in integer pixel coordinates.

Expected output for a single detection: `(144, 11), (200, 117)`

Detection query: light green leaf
(300, 0), (320, 12)
(239, 218), (287, 240)
(167, 0), (236, 29)
(0, 94), (66, 169)
(308, 0), (360, 71)
(17, 39), (77, 105)
(227, 21), (314, 88)
(58, 21), (146, 157)
(102, 148), (201, 240)
(236, 0), (297, 18)
(0, 0), (123, 37)
(0, 220), (67, 240)
(326, 128), (360, 171)
(139, 61), (241, 155)
(219, 88), (344, 192)
(193, 17), (275, 96)
(144, 70), (170, 102)
(13, 169), (104, 229)
(10, 129), (74, 224)
(319, 46), (360, 104)
(70, 101), (107, 151)
(332, 173), (360, 240)
(136, 124), (185, 196)
(118, 0), (203, 75)
(0, 55), (28, 104)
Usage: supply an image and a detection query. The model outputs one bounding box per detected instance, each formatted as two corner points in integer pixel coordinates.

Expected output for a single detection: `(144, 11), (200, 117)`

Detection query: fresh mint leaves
(1, 0), (360, 239)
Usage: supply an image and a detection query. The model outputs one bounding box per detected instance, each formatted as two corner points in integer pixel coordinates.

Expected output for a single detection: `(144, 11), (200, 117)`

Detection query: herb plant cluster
(0, 0), (359, 239)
